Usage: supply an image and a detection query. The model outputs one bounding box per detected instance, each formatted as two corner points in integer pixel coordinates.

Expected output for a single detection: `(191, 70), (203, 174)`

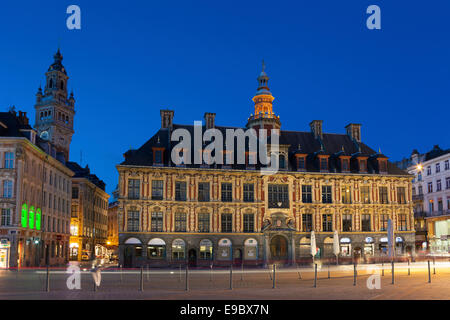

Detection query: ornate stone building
(0, 109), (73, 268)
(117, 65), (414, 267)
(67, 162), (110, 261)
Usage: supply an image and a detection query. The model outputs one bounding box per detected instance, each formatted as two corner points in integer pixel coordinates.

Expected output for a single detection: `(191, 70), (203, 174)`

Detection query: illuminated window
(361, 186), (370, 204)
(342, 214), (352, 232)
(70, 224), (79, 236)
(322, 214), (332, 232)
(397, 187), (406, 204)
(342, 187), (352, 204)
(302, 214), (312, 232)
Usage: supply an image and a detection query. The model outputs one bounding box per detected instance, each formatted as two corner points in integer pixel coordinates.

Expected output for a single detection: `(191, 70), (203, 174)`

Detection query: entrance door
(270, 235), (288, 262)
(233, 249), (242, 265)
(188, 249), (197, 267)
(124, 246), (133, 268)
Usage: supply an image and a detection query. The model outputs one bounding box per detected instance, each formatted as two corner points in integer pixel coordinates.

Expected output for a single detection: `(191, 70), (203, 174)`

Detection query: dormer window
(378, 159), (388, 173)
(340, 156), (351, 173)
(152, 148), (164, 165)
(358, 157), (368, 173)
(342, 159), (349, 172)
(318, 156), (329, 172)
(295, 154), (307, 172)
(298, 157), (305, 170)
(279, 154), (286, 170)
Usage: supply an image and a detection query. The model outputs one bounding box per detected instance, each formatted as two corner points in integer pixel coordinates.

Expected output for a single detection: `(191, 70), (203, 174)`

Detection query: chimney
(345, 123), (361, 142)
(204, 112), (216, 129)
(310, 120), (323, 139)
(18, 111), (29, 125)
(160, 109), (174, 129)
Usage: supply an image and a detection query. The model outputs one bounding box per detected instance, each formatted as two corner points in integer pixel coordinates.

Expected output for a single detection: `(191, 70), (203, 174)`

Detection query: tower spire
(246, 61), (281, 130)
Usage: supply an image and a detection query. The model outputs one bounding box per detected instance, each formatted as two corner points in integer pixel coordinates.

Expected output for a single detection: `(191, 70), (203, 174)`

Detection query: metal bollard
(428, 260), (431, 283)
(179, 264), (182, 282)
(120, 264), (123, 282)
(408, 259), (410, 276)
(313, 263), (317, 288)
(272, 264), (276, 289)
(229, 265), (233, 290)
(139, 267), (144, 291)
(328, 264), (330, 279)
(45, 266), (50, 292)
(391, 261), (394, 285)
(381, 261), (384, 276)
(433, 258), (436, 275)
(240, 262), (244, 281)
(353, 263), (356, 286)
(209, 264), (213, 282)
(185, 265), (189, 291)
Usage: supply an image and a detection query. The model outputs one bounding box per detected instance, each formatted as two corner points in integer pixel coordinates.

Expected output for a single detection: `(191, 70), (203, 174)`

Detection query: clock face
(40, 131), (49, 141)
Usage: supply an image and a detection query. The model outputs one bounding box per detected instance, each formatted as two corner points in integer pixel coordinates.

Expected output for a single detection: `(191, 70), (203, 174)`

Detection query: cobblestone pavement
(0, 262), (449, 300)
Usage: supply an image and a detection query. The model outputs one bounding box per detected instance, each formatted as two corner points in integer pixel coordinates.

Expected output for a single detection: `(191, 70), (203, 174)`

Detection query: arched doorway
(188, 249), (197, 267)
(270, 235), (288, 261)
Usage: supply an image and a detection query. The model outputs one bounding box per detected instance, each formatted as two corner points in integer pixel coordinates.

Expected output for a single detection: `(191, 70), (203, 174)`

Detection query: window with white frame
(3, 180), (13, 198)
(4, 152), (14, 168)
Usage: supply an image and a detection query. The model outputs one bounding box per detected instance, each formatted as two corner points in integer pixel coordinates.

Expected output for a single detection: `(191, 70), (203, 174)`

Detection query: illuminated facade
(399, 146), (450, 255)
(0, 110), (73, 268)
(117, 65), (414, 267)
(67, 162), (110, 261)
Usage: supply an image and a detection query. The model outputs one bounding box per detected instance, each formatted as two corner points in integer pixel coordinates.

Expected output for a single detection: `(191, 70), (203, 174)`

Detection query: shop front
(0, 239), (10, 269)
(429, 219), (450, 255)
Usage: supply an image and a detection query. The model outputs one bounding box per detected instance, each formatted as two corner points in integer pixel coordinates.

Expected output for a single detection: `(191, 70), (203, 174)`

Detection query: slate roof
(120, 123), (408, 176)
(0, 111), (33, 137)
(66, 161), (106, 191)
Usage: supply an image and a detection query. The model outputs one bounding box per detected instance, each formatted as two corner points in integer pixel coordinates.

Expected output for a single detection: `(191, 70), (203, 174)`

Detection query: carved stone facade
(117, 166), (414, 267)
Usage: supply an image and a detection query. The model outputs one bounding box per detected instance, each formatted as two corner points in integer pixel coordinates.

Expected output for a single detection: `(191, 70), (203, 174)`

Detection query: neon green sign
(29, 206), (35, 229)
(21, 204), (28, 228)
(36, 208), (41, 231)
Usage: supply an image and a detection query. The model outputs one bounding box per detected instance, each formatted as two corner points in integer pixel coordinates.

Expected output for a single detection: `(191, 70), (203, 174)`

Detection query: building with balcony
(397, 145), (450, 255)
(117, 64), (414, 267)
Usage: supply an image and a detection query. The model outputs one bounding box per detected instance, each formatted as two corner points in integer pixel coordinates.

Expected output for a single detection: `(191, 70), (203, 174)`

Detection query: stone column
(264, 235), (270, 266)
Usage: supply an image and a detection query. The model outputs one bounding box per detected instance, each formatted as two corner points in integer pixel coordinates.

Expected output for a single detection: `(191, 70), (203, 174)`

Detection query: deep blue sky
(1, 1), (449, 197)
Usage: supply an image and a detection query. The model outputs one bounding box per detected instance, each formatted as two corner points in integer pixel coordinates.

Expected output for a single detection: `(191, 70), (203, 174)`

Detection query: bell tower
(34, 49), (75, 161)
(246, 61), (281, 131)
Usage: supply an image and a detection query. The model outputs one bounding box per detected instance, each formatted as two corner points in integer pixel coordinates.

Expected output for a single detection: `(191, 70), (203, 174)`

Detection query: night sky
(1, 0), (449, 196)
